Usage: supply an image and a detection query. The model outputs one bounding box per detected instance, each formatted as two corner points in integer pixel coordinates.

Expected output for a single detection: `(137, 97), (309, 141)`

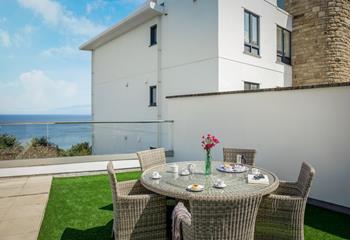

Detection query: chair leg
(111, 220), (115, 239)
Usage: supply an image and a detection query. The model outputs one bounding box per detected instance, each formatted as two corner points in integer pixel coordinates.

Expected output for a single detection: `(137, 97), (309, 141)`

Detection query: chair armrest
(117, 180), (152, 195)
(267, 194), (303, 201)
(275, 181), (301, 196)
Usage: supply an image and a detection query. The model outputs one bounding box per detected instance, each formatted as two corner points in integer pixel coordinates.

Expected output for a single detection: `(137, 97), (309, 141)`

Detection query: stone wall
(285, 0), (350, 86)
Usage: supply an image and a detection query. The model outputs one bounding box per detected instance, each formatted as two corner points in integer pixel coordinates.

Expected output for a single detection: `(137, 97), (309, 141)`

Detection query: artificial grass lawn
(38, 173), (350, 240)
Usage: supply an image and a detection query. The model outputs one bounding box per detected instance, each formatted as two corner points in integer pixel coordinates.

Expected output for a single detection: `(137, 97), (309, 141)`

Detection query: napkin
(247, 174), (269, 185)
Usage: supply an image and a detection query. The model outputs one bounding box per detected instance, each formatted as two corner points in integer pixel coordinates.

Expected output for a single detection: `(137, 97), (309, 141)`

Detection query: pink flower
(201, 134), (220, 151)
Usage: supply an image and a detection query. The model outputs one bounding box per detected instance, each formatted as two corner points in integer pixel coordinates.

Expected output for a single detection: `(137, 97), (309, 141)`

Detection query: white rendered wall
(93, 18), (159, 121)
(218, 0), (293, 90)
(160, 0), (219, 118)
(167, 86), (350, 208)
(92, 19), (160, 153)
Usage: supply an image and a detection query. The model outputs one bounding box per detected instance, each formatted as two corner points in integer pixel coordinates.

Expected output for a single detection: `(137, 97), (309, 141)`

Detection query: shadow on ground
(61, 204), (114, 240)
(305, 205), (350, 239)
(61, 220), (113, 240)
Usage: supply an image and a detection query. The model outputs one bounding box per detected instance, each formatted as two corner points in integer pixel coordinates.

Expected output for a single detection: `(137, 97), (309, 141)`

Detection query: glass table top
(141, 161), (279, 200)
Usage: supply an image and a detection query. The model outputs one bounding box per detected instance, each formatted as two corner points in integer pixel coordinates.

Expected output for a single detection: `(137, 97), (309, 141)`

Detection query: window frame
(244, 81), (260, 91)
(150, 24), (157, 46)
(244, 10), (260, 56)
(277, 25), (292, 65)
(149, 85), (157, 107)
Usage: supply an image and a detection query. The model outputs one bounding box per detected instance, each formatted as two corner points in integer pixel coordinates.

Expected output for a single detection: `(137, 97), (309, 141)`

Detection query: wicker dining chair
(178, 194), (263, 240)
(137, 148), (166, 172)
(255, 161), (315, 240)
(107, 161), (167, 240)
(223, 148), (256, 166)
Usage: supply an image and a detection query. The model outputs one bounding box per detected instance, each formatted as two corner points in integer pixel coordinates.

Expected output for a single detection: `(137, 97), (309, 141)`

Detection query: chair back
(190, 194), (262, 240)
(223, 148), (256, 166)
(137, 148), (166, 172)
(296, 161), (316, 198)
(107, 161), (118, 211)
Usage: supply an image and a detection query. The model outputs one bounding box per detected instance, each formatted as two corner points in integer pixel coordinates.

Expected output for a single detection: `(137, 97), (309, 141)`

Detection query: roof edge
(166, 82), (350, 99)
(80, 0), (164, 51)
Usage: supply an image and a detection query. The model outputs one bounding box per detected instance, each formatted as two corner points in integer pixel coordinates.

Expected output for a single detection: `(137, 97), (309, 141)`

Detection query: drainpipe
(151, 0), (165, 148)
(156, 14), (162, 148)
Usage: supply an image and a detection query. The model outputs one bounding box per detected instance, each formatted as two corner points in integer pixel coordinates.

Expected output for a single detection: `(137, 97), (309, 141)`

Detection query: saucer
(214, 183), (227, 189)
(186, 184), (204, 192)
(151, 175), (162, 180)
(179, 170), (190, 176)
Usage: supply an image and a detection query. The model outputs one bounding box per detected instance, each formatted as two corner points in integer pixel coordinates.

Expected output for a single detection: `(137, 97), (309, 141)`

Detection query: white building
(81, 0), (292, 153)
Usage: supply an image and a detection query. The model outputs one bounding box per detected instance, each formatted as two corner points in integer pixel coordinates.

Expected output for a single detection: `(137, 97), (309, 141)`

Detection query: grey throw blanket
(172, 202), (191, 240)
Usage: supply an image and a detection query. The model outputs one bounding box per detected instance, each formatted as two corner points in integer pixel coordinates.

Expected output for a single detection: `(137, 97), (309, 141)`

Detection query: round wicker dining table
(141, 161), (279, 200)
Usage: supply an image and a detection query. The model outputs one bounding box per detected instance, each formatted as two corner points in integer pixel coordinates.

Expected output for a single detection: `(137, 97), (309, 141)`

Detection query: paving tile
(0, 177), (27, 186)
(0, 216), (42, 237)
(13, 194), (48, 207)
(3, 203), (46, 220)
(0, 176), (52, 240)
(20, 186), (51, 195)
(0, 197), (15, 209)
(0, 231), (38, 240)
(0, 188), (22, 198)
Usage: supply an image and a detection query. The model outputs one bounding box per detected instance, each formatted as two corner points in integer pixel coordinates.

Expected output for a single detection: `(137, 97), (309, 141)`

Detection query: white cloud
(0, 29), (11, 47)
(0, 70), (90, 114)
(41, 46), (77, 57)
(40, 45), (90, 61)
(13, 25), (35, 47)
(17, 0), (105, 37)
(86, 0), (106, 14)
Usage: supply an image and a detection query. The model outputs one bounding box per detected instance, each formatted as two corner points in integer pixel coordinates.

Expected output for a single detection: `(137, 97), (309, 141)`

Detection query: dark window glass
(277, 0), (285, 10)
(277, 26), (291, 65)
(244, 82), (260, 90)
(244, 10), (260, 56)
(244, 12), (250, 43)
(149, 86), (157, 106)
(150, 25), (157, 46)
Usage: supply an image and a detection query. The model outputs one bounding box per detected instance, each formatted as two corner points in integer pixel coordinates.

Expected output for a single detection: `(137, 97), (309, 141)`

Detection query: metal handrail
(0, 120), (174, 126)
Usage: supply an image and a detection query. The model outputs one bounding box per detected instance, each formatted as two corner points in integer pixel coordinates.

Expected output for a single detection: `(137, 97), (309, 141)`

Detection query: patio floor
(0, 176), (52, 240)
(38, 173), (350, 240)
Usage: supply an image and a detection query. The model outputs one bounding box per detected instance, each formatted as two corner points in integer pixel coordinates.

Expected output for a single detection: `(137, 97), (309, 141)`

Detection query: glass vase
(205, 150), (212, 175)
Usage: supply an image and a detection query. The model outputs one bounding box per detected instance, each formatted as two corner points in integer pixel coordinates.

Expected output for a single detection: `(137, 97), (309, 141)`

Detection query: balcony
(1, 83), (350, 240)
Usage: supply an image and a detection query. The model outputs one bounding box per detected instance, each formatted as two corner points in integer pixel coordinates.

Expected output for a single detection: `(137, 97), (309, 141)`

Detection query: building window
(244, 10), (260, 56)
(277, 0), (285, 10)
(277, 26), (291, 65)
(149, 86), (157, 106)
(150, 25), (157, 46)
(244, 82), (260, 90)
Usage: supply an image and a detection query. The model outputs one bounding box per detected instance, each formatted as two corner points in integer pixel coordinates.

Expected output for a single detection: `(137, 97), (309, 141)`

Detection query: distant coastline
(0, 115), (92, 150)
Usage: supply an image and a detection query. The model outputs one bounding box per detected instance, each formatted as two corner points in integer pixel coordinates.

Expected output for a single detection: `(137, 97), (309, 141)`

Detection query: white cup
(152, 171), (160, 178)
(168, 164), (179, 173)
(187, 164), (195, 174)
(181, 169), (190, 175)
(252, 168), (260, 175)
(216, 179), (225, 187)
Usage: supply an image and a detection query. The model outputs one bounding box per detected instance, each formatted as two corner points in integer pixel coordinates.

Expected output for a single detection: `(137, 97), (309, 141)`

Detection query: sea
(0, 115), (92, 150)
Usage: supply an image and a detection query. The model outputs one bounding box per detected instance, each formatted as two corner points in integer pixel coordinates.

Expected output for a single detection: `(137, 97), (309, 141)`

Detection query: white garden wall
(167, 85), (350, 208)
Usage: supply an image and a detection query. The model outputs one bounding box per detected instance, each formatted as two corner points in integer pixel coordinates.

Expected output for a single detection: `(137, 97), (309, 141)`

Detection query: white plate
(216, 165), (248, 173)
(214, 183), (227, 189)
(179, 171), (190, 176)
(151, 175), (162, 180)
(186, 184), (204, 192)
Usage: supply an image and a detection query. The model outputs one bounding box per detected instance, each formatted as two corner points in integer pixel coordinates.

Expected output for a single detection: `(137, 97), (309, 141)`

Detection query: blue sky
(0, 0), (143, 114)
